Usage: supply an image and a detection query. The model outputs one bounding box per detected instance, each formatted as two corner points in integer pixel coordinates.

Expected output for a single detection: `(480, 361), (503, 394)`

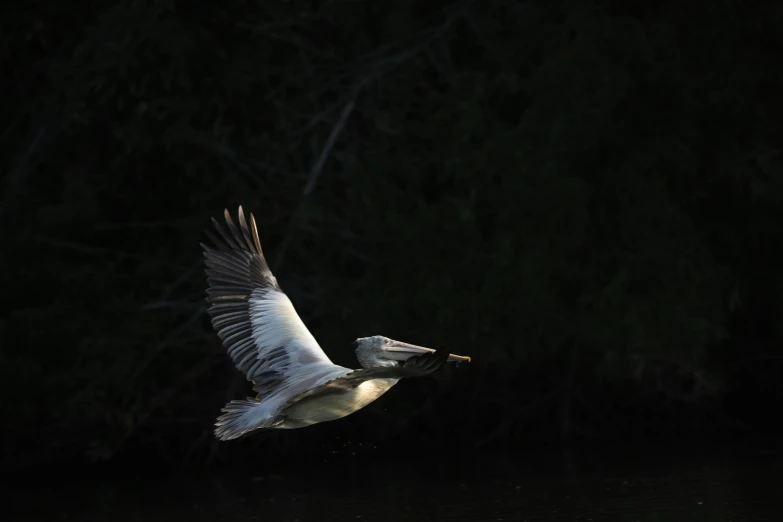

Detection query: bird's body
(202, 206), (470, 440)
(281, 377), (398, 429)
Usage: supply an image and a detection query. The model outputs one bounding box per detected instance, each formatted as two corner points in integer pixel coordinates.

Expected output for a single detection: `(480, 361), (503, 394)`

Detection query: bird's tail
(214, 398), (282, 441)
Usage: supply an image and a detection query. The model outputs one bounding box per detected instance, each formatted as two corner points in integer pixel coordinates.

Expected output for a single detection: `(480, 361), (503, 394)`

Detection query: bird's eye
(384, 338), (389, 344)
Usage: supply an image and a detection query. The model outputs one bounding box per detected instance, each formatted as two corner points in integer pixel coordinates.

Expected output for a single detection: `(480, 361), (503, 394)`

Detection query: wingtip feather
(249, 212), (264, 257)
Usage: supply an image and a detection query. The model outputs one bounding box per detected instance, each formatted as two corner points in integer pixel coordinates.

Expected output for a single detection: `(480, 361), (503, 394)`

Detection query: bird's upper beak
(384, 339), (471, 363)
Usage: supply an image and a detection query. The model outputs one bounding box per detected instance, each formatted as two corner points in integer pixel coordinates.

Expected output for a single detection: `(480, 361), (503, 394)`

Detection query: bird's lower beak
(447, 353), (471, 363)
(385, 340), (471, 363)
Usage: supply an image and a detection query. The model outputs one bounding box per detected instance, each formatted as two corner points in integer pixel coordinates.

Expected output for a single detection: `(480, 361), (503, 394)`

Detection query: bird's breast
(281, 378), (398, 428)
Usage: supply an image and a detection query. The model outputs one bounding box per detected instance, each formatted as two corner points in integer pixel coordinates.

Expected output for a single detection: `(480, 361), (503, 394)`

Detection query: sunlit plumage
(202, 206), (470, 440)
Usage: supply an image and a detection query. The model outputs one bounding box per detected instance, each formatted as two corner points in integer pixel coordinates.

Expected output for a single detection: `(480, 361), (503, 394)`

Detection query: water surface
(9, 442), (781, 521)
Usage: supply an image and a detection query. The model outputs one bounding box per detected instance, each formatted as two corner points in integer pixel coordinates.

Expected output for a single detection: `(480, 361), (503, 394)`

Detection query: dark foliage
(2, 0), (782, 471)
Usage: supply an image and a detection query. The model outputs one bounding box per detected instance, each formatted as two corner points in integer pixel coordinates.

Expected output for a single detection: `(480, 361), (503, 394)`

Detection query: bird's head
(354, 335), (470, 369)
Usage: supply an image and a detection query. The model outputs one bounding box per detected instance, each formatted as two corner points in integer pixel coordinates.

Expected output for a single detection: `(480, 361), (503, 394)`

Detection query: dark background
(2, 0), (782, 475)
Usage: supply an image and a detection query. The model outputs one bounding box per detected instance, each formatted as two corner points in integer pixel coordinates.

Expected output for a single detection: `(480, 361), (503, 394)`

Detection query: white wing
(202, 207), (350, 408)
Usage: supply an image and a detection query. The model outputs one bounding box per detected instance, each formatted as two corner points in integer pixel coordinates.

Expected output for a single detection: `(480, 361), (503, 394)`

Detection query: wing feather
(203, 206), (349, 403)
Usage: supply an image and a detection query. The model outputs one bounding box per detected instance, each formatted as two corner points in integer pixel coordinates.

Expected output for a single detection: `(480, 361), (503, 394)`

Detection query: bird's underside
(202, 206), (462, 441)
(279, 347), (451, 429)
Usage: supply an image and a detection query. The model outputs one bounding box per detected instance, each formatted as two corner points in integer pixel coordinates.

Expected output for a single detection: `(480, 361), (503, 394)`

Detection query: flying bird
(202, 206), (470, 440)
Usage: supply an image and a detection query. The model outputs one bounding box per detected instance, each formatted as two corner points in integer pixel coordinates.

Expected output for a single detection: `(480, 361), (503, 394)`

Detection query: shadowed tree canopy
(1, 0), (782, 470)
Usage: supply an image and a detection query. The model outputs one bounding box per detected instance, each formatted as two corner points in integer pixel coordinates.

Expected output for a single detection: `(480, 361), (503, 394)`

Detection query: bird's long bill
(385, 340), (471, 363)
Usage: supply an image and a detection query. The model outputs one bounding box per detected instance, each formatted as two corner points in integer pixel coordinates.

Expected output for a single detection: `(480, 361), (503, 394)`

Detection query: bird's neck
(358, 355), (399, 369)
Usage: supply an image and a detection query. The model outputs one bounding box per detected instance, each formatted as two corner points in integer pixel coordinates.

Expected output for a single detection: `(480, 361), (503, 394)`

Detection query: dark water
(8, 443), (782, 521)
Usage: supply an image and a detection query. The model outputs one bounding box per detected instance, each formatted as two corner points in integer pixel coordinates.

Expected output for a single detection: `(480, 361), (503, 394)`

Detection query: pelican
(202, 206), (470, 440)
